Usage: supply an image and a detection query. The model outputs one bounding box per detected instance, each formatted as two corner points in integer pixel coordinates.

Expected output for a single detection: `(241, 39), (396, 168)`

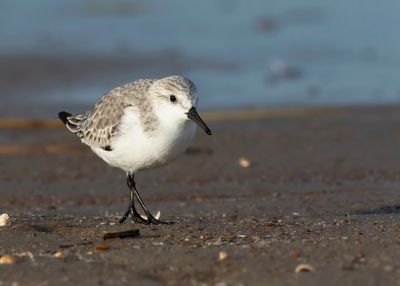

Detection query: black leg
(131, 184), (174, 225)
(119, 174), (147, 224)
(132, 175), (174, 225)
(119, 173), (174, 225)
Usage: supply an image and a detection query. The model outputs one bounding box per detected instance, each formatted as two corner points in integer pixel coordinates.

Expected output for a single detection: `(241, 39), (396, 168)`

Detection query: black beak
(187, 107), (212, 135)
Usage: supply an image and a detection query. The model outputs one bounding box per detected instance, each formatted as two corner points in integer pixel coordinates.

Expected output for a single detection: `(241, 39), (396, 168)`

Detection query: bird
(58, 75), (212, 225)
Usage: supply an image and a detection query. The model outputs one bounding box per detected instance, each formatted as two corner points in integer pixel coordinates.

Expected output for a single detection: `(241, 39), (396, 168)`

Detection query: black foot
(119, 206), (147, 224)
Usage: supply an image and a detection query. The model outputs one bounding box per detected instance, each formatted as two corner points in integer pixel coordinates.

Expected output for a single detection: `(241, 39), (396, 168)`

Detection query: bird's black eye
(170, 95), (177, 102)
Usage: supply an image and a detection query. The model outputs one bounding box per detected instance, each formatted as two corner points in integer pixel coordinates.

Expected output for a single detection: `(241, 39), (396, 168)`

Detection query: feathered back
(58, 79), (155, 149)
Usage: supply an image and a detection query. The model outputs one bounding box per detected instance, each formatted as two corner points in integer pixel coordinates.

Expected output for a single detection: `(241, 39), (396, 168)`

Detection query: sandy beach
(1, 1), (399, 285)
(0, 105), (400, 285)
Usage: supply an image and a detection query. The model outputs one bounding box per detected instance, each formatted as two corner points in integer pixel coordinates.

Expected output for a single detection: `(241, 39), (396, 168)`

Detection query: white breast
(91, 107), (196, 173)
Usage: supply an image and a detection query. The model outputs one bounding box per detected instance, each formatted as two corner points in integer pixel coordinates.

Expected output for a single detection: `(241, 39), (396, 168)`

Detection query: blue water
(1, 0), (400, 113)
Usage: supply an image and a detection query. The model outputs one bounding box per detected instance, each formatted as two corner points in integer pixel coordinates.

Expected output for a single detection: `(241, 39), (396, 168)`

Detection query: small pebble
(295, 263), (315, 273)
(0, 255), (17, 264)
(238, 157), (251, 168)
(218, 251), (228, 261)
(96, 244), (109, 252)
(384, 265), (394, 272)
(290, 251), (301, 259)
(0, 213), (10, 227)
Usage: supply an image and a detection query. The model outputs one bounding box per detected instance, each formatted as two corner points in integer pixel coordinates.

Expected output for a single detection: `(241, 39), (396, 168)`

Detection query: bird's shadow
(353, 204), (400, 215)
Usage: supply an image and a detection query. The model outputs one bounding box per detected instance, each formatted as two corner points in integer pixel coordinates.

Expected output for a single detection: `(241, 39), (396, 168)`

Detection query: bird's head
(150, 76), (211, 135)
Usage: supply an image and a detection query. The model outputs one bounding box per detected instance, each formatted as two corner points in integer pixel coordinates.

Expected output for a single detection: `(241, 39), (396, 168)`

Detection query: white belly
(91, 110), (197, 173)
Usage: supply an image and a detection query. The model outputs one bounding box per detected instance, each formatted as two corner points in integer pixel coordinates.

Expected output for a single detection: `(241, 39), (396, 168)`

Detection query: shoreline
(1, 103), (400, 129)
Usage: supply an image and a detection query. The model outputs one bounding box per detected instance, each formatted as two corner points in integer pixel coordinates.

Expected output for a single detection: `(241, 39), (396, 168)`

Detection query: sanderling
(58, 75), (211, 225)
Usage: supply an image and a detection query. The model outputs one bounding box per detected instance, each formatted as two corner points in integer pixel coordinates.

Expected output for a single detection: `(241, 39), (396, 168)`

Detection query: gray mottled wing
(65, 89), (129, 149)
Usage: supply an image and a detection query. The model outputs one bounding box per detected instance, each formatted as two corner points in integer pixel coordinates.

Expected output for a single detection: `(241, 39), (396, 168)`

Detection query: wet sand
(1, 105), (400, 285)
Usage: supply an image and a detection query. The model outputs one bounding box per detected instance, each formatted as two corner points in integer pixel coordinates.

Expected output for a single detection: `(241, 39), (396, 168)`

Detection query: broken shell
(294, 263), (315, 273)
(18, 251), (34, 261)
(54, 251), (65, 258)
(140, 211), (161, 220)
(0, 255), (17, 264)
(238, 157), (251, 168)
(218, 251), (228, 261)
(0, 214), (10, 227)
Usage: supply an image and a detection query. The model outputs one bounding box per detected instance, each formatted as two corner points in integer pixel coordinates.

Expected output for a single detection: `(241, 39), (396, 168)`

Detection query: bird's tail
(58, 110), (87, 135)
(58, 111), (72, 125)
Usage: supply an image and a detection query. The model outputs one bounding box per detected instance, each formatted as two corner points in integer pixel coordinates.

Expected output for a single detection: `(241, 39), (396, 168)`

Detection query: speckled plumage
(64, 79), (156, 148)
(64, 76), (198, 149)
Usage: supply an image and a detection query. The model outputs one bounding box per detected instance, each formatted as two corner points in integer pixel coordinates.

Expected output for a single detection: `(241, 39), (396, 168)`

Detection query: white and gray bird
(58, 75), (212, 224)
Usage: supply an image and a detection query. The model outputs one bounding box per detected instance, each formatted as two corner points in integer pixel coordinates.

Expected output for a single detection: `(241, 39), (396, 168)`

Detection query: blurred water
(0, 0), (400, 116)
